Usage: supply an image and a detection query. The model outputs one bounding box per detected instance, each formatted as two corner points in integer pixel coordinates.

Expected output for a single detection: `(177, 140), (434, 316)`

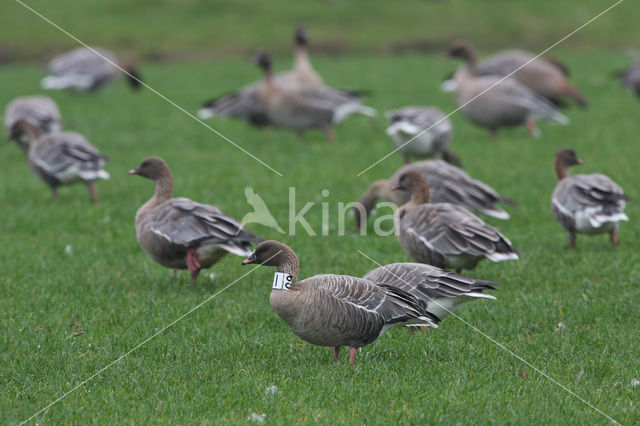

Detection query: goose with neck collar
(130, 157), (262, 282)
(354, 160), (512, 230)
(551, 148), (629, 248)
(446, 41), (568, 138)
(393, 170), (518, 272)
(242, 240), (437, 363)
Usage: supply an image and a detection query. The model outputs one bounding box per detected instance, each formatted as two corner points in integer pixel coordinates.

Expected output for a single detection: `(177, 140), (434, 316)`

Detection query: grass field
(2, 1), (640, 424)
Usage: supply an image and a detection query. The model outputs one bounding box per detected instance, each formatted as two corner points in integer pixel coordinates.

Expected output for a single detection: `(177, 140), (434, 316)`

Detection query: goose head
(123, 64), (143, 91)
(129, 157), (172, 181)
(295, 25), (309, 46)
(252, 51), (273, 75)
(392, 170), (430, 205)
(242, 240), (300, 279)
(554, 148), (583, 180)
(446, 41), (477, 65)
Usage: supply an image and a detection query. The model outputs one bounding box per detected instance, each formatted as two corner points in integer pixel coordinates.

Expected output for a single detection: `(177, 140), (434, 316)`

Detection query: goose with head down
(393, 170), (518, 272)
(354, 160), (513, 230)
(242, 240), (437, 363)
(130, 157), (262, 282)
(551, 148), (629, 248)
(4, 95), (62, 153)
(446, 41), (568, 138)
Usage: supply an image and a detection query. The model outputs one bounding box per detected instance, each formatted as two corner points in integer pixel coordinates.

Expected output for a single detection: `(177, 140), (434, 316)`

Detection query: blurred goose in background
(393, 170), (518, 272)
(4, 96), (62, 152)
(443, 49), (586, 107)
(130, 157), (262, 282)
(354, 160), (512, 230)
(198, 25), (324, 125)
(41, 47), (142, 92)
(385, 106), (460, 165)
(617, 58), (640, 98)
(253, 51), (376, 140)
(551, 148), (629, 248)
(363, 263), (497, 321)
(446, 41), (568, 138)
(13, 120), (108, 202)
(242, 240), (437, 363)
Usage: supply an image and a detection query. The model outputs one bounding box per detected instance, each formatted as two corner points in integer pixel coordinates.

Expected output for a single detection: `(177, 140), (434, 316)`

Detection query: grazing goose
(393, 170), (518, 272)
(551, 148), (629, 248)
(354, 160), (512, 230)
(130, 157), (262, 282)
(242, 240), (437, 363)
(447, 41), (568, 138)
(254, 52), (376, 140)
(4, 96), (62, 153)
(12, 120), (109, 202)
(618, 59), (640, 98)
(443, 49), (586, 107)
(385, 106), (460, 165)
(198, 25), (324, 124)
(41, 47), (142, 92)
(363, 263), (497, 321)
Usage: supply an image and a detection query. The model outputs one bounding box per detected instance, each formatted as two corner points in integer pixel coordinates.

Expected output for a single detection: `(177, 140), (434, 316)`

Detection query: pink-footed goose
(242, 240), (438, 363)
(393, 170), (518, 272)
(130, 157), (262, 282)
(198, 25), (324, 125)
(4, 96), (62, 153)
(41, 47), (142, 92)
(443, 49), (586, 107)
(551, 148), (629, 248)
(354, 160), (512, 230)
(446, 42), (568, 138)
(363, 263), (497, 321)
(13, 120), (108, 202)
(253, 51), (376, 140)
(385, 106), (460, 165)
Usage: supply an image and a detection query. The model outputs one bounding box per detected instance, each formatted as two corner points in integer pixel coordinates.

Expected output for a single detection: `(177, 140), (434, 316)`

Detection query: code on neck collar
(272, 272), (293, 290)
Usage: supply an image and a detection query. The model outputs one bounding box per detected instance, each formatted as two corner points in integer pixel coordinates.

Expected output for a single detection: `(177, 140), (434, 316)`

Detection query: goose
(385, 106), (460, 165)
(618, 59), (640, 98)
(12, 120), (109, 202)
(253, 51), (376, 140)
(129, 157), (262, 282)
(363, 263), (497, 321)
(241, 240), (437, 363)
(41, 47), (142, 92)
(4, 96), (62, 153)
(446, 41), (568, 138)
(443, 49), (586, 107)
(551, 148), (629, 248)
(197, 25), (324, 124)
(393, 170), (518, 272)
(354, 160), (512, 230)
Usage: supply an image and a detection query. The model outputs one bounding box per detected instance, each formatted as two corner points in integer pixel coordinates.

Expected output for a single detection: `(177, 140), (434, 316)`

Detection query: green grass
(2, 27), (640, 426)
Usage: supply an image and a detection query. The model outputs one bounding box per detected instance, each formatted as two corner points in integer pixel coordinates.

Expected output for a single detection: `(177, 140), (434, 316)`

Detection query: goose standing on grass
(242, 240), (438, 363)
(130, 157), (262, 282)
(443, 49), (586, 107)
(198, 25), (324, 125)
(446, 41), (568, 138)
(354, 160), (512, 230)
(4, 96), (62, 153)
(12, 120), (108, 202)
(393, 170), (518, 272)
(551, 148), (629, 248)
(363, 263), (497, 321)
(41, 47), (142, 92)
(385, 106), (460, 165)
(253, 51), (376, 140)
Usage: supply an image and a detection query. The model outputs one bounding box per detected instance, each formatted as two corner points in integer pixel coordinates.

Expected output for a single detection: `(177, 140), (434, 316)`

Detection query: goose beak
(391, 185), (400, 191)
(576, 158), (584, 165)
(242, 252), (257, 265)
(128, 169), (138, 175)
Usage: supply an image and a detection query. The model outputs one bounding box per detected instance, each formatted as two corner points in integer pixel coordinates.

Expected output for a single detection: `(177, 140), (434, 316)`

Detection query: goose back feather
(4, 96), (62, 151)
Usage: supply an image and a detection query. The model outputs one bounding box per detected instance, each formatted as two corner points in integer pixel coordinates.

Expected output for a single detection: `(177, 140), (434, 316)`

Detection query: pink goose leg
(186, 247), (201, 282)
(349, 347), (357, 364)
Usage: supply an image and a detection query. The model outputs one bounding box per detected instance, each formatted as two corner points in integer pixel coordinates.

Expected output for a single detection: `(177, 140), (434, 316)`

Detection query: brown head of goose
(253, 51), (376, 140)
(393, 170), (518, 272)
(242, 240), (437, 363)
(13, 120), (109, 202)
(446, 41), (568, 138)
(4, 96), (62, 153)
(363, 262), (498, 321)
(551, 148), (629, 248)
(354, 160), (512, 230)
(41, 47), (142, 92)
(130, 157), (262, 282)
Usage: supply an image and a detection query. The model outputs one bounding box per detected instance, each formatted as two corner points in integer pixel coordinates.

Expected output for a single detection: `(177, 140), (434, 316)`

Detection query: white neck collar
(272, 272), (293, 290)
